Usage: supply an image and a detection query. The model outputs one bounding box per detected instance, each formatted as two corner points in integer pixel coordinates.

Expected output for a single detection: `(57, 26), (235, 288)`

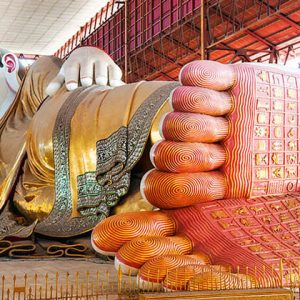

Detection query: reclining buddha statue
(0, 46), (299, 289)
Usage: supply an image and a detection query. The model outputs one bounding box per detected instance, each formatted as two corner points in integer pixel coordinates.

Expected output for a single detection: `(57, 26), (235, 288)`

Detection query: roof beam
(206, 0), (298, 49)
(164, 35), (201, 58)
(152, 48), (183, 67)
(136, 57), (175, 80)
(209, 4), (275, 48)
(257, 0), (300, 32)
(277, 14), (300, 31)
(245, 29), (275, 48)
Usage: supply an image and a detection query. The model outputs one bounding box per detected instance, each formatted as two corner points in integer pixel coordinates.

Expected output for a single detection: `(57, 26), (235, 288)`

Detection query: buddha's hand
(46, 46), (124, 96)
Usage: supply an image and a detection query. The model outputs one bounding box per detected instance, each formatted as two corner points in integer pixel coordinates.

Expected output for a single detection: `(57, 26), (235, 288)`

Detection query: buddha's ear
(2, 53), (21, 93)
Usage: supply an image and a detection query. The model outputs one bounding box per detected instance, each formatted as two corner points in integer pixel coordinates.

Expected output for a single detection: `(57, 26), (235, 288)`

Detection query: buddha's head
(0, 49), (22, 117)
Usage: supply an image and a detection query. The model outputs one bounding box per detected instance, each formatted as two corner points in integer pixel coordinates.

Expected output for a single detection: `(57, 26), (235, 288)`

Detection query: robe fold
(0, 56), (176, 238)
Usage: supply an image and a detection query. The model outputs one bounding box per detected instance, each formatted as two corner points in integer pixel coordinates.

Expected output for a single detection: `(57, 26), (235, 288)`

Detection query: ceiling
(0, 0), (109, 55)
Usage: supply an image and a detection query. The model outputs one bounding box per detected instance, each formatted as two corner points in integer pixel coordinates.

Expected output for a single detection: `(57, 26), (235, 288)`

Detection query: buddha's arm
(0, 47), (130, 218)
(13, 80), (174, 230)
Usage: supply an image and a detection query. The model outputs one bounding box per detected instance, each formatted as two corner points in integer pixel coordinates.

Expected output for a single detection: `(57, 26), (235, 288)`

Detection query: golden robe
(0, 57), (176, 238)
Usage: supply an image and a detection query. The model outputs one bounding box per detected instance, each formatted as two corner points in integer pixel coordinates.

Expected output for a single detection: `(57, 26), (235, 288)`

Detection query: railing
(0, 259), (299, 299)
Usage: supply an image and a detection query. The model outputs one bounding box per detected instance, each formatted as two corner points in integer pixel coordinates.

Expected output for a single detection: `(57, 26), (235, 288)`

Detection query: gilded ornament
(261, 236), (272, 242)
(272, 225), (282, 233)
(257, 113), (267, 124)
(281, 234), (292, 240)
(287, 128), (295, 138)
(257, 70), (269, 82)
(274, 127), (282, 138)
(240, 218), (251, 226)
(256, 169), (268, 179)
(258, 85), (270, 95)
(286, 167), (296, 177)
(250, 206), (265, 214)
(262, 216), (271, 224)
(271, 243), (281, 250)
(240, 239), (255, 246)
(272, 114), (283, 125)
(257, 100), (269, 110)
(272, 168), (283, 178)
(235, 207), (248, 215)
(249, 228), (264, 235)
(272, 141), (282, 151)
(255, 154), (267, 166)
(257, 140), (267, 151)
(287, 141), (296, 151)
(287, 75), (296, 87)
(285, 199), (299, 209)
(219, 221), (233, 230)
(248, 245), (262, 252)
(287, 222), (298, 230)
(273, 99), (283, 108)
(288, 115), (296, 124)
(271, 153), (280, 165)
(287, 102), (296, 110)
(279, 214), (290, 222)
(270, 203), (281, 211)
(255, 127), (268, 137)
(287, 89), (296, 99)
(286, 154), (296, 164)
(211, 210), (227, 220)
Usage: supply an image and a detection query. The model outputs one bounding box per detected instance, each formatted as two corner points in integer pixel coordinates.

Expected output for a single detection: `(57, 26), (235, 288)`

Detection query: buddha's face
(0, 50), (20, 118)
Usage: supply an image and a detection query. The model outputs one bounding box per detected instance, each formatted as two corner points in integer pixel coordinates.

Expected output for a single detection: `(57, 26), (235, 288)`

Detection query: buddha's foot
(92, 61), (300, 290)
(93, 194), (300, 290)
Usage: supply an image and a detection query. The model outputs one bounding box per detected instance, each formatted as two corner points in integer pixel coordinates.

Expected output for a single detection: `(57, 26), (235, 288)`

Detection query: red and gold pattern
(180, 61), (300, 199)
(92, 60), (300, 290)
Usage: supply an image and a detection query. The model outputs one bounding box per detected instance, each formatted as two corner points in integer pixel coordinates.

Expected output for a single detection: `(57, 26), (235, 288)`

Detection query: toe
(138, 252), (211, 289)
(116, 235), (193, 275)
(141, 170), (225, 209)
(91, 211), (175, 256)
(170, 86), (232, 115)
(159, 112), (228, 143)
(164, 265), (253, 291)
(150, 140), (225, 173)
(179, 60), (235, 91)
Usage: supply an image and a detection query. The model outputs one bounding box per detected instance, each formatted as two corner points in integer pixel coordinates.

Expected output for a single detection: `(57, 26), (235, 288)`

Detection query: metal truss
(54, 0), (300, 82)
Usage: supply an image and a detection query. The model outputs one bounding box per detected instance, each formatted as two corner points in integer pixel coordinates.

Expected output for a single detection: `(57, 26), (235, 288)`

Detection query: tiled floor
(0, 258), (123, 299)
